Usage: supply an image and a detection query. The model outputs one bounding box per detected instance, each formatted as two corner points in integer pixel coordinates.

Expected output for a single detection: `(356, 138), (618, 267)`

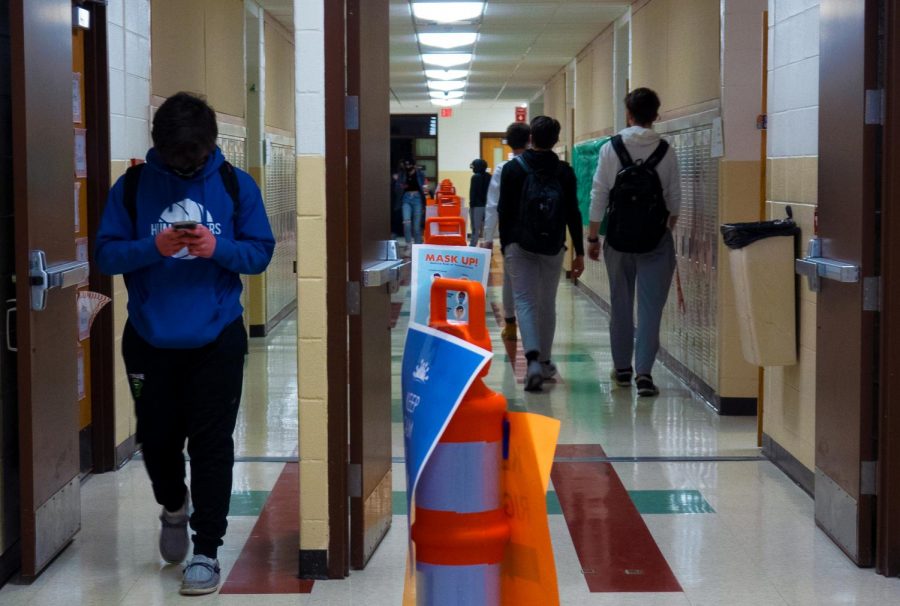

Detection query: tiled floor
(3, 268), (900, 605)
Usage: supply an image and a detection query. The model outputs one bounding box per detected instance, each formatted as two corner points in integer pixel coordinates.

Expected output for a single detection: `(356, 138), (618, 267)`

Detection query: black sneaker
(610, 367), (633, 387)
(635, 374), (659, 397)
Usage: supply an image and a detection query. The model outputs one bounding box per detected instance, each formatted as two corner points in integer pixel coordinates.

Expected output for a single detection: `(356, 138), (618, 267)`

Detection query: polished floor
(3, 266), (900, 604)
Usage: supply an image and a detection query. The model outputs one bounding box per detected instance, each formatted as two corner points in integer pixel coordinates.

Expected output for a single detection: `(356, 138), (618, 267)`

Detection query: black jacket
(469, 161), (491, 208)
(497, 149), (584, 256)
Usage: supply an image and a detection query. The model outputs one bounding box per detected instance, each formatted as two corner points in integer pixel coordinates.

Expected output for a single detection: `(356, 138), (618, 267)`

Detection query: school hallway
(2, 268), (899, 606)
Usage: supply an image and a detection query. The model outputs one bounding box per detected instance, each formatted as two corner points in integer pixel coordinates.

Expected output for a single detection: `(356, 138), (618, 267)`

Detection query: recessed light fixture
(428, 80), (466, 92)
(425, 69), (469, 81)
(429, 91), (465, 99)
(412, 2), (484, 24)
(432, 98), (463, 107)
(421, 53), (472, 68)
(418, 32), (477, 49)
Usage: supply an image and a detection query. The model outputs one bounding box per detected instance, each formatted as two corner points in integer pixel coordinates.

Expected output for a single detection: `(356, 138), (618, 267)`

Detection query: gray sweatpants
(604, 230), (676, 375)
(505, 243), (566, 362)
(469, 207), (486, 247)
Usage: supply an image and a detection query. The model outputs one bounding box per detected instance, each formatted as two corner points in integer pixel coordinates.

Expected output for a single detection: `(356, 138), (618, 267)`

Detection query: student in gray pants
(498, 116), (585, 391)
(587, 88), (681, 397)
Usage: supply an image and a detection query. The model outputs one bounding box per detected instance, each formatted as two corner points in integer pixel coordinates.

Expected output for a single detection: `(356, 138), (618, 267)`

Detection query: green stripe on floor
(229, 490), (270, 516)
(388, 490), (713, 516)
(628, 490), (715, 514)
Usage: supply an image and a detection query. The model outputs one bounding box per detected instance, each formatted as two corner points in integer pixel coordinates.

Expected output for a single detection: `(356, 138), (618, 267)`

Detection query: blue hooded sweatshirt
(96, 146), (275, 349)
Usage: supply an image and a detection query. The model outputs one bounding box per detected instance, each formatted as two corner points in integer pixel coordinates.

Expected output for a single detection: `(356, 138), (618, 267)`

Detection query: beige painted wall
(632, 0), (720, 118)
(575, 28), (614, 141)
(265, 18), (295, 133)
(544, 71), (567, 136)
(765, 159), (818, 470)
(151, 0), (245, 118)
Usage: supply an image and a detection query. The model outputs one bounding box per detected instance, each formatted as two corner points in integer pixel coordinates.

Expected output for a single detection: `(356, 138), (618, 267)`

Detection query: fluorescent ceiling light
(430, 91), (465, 99)
(422, 53), (472, 68)
(425, 69), (468, 80)
(432, 98), (463, 107)
(428, 80), (465, 92)
(418, 32), (477, 49)
(413, 2), (484, 24)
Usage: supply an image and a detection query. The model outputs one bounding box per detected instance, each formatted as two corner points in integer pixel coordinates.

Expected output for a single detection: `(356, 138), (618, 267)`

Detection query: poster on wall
(76, 346), (86, 400)
(75, 237), (89, 287)
(74, 128), (87, 178)
(408, 244), (491, 326)
(72, 72), (82, 123)
(74, 181), (81, 233)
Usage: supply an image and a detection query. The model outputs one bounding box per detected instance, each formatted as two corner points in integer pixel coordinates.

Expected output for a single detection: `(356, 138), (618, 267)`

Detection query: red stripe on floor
(551, 445), (682, 593)
(220, 463), (314, 594)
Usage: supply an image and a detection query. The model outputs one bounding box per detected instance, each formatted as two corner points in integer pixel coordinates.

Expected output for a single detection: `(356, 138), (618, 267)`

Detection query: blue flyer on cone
(409, 244), (491, 326)
(401, 322), (491, 516)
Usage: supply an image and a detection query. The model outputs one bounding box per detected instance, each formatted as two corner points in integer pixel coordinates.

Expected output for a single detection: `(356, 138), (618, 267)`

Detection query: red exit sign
(440, 107), (453, 118)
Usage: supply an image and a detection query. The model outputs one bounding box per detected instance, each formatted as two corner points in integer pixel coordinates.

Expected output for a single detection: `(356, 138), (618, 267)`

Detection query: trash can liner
(720, 218), (799, 250)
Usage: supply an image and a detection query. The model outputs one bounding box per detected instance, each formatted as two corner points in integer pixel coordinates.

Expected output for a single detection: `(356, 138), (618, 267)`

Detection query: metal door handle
(29, 250), (90, 311)
(360, 240), (409, 292)
(361, 259), (410, 288)
(5, 299), (15, 352)
(795, 238), (860, 292)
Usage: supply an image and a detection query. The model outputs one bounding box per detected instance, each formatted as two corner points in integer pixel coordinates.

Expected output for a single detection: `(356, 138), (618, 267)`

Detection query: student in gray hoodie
(586, 88), (681, 397)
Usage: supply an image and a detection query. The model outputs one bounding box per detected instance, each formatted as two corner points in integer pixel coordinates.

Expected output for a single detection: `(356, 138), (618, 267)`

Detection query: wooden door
(480, 133), (511, 174)
(347, 0), (393, 570)
(11, 0), (84, 579)
(815, 0), (879, 566)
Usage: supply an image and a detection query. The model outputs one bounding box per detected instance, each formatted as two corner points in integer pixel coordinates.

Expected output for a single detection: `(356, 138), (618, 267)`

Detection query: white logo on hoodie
(152, 199), (223, 259)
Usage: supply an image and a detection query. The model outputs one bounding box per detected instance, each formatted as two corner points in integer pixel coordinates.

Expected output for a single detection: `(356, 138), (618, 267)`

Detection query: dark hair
(505, 122), (531, 150)
(152, 92), (218, 169)
(529, 116), (561, 149)
(625, 88), (661, 125)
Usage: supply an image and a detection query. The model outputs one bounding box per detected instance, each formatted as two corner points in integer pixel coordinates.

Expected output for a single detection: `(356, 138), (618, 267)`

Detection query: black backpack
(123, 161), (241, 236)
(514, 155), (566, 255)
(606, 135), (670, 253)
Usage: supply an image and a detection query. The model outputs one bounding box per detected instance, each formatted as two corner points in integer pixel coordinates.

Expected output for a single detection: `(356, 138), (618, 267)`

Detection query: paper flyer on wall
(408, 244), (491, 326)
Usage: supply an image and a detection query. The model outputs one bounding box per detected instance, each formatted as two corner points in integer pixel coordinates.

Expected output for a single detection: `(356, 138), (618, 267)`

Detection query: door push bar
(361, 240), (410, 293)
(29, 250), (90, 311)
(795, 238), (860, 292)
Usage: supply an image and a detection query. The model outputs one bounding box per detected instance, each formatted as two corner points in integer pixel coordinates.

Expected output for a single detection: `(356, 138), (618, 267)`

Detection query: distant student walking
(498, 116), (585, 391)
(587, 88), (681, 397)
(468, 158), (491, 246)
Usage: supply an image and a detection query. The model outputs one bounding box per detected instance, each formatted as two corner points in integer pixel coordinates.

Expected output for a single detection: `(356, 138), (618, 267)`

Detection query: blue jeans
(402, 191), (423, 244)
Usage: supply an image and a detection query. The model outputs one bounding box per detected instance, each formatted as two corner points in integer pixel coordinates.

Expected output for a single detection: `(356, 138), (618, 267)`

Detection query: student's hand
(155, 227), (191, 257)
(571, 255), (585, 279)
(587, 241), (601, 261)
(186, 225), (217, 258)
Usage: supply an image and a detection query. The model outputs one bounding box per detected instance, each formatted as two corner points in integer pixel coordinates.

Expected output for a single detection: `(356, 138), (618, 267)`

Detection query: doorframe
(323, 0), (349, 579)
(877, 0), (900, 576)
(80, 0), (116, 474)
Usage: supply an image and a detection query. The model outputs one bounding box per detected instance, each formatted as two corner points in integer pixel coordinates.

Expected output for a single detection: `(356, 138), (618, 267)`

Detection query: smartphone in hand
(172, 220), (198, 230)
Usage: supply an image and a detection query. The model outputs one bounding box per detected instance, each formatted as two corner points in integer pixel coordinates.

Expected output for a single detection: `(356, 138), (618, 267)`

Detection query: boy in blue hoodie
(96, 92), (275, 595)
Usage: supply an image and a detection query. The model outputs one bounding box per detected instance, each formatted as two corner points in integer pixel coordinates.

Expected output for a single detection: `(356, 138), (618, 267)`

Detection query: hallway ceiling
(390, 0), (630, 107)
